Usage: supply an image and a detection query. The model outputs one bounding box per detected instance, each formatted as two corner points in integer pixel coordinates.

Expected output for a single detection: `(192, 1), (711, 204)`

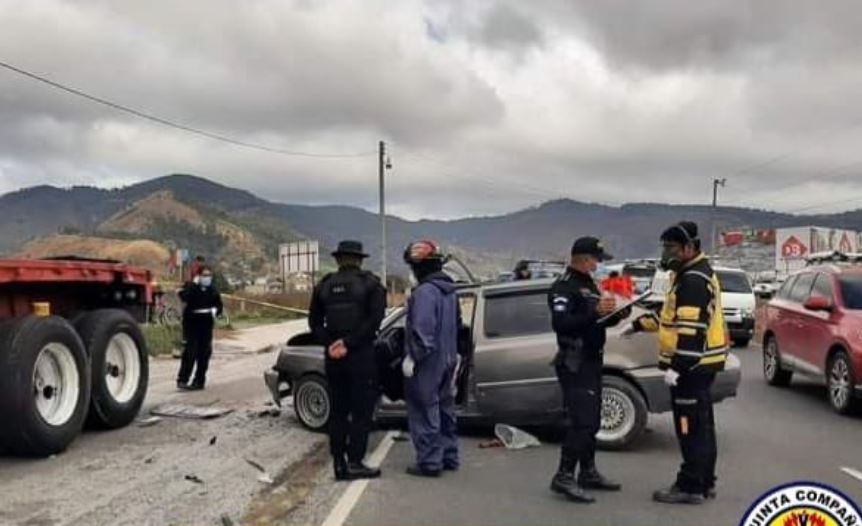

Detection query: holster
(552, 337), (584, 373)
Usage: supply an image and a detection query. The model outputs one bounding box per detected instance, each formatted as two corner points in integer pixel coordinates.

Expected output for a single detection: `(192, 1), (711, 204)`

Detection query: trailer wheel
(75, 309), (149, 429)
(0, 316), (91, 456)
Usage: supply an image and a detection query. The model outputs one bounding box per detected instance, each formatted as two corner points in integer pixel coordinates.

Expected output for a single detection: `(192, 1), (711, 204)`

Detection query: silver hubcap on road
(297, 381), (329, 429)
(33, 343), (80, 426)
(598, 387), (636, 443)
(764, 340), (778, 380)
(830, 358), (851, 409)
(104, 333), (141, 404)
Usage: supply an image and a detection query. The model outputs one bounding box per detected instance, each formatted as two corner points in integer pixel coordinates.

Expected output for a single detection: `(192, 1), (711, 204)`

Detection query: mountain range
(2, 174), (861, 278)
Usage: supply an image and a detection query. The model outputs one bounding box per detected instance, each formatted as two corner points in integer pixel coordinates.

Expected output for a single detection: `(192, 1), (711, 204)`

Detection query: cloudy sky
(2, 0), (862, 220)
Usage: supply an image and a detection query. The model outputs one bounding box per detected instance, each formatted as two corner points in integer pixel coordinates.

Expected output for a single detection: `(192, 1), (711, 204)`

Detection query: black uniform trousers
(325, 345), (379, 464)
(177, 313), (215, 386)
(556, 358), (602, 472)
(670, 372), (717, 493)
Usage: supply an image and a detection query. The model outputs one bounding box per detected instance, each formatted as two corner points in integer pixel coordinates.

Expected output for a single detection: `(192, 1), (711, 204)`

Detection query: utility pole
(379, 140), (388, 289)
(711, 178), (727, 253)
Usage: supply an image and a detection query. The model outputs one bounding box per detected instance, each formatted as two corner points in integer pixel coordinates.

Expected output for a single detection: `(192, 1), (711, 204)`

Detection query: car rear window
(623, 266), (655, 278)
(777, 275), (797, 300)
(484, 291), (551, 338)
(788, 273), (815, 303)
(716, 271), (752, 293)
(839, 275), (862, 310)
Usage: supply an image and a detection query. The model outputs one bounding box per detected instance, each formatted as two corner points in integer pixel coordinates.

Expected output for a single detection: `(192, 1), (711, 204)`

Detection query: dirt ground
(0, 320), (339, 526)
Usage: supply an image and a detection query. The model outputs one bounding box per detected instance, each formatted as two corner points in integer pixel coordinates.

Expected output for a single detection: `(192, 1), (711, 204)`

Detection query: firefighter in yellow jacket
(629, 221), (728, 505)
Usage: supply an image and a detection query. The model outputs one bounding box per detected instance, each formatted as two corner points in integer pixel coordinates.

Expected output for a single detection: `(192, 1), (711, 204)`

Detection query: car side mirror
(804, 296), (833, 312)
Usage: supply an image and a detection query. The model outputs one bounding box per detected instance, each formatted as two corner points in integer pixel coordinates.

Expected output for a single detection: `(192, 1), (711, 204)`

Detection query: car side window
(811, 274), (835, 302)
(788, 273), (815, 304)
(484, 291), (550, 339)
(777, 275), (797, 300)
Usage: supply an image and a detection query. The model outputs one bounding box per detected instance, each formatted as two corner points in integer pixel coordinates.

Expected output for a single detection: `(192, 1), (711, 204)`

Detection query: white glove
(664, 369), (680, 387)
(211, 307), (218, 319)
(402, 355), (415, 378)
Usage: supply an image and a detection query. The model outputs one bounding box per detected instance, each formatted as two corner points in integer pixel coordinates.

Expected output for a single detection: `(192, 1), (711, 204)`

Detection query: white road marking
(840, 466), (862, 483)
(321, 430), (398, 526)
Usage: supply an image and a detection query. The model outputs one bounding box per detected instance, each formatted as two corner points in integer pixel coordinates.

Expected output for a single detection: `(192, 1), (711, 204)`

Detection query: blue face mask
(199, 276), (213, 288)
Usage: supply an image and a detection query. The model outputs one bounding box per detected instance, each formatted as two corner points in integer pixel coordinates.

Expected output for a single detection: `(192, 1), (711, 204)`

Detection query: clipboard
(597, 290), (654, 324)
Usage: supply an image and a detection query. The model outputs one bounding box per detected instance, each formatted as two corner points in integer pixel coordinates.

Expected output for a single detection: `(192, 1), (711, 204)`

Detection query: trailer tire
(0, 316), (90, 456)
(75, 310), (149, 429)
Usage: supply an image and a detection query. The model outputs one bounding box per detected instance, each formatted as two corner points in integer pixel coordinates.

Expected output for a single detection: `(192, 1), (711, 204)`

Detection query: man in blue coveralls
(401, 239), (461, 477)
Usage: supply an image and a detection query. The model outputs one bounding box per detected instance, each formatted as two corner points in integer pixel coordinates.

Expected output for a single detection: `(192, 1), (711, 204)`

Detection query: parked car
(753, 271), (780, 299)
(715, 267), (757, 348)
(649, 266), (756, 347)
(264, 278), (741, 450)
(762, 265), (862, 414)
(622, 259), (658, 294)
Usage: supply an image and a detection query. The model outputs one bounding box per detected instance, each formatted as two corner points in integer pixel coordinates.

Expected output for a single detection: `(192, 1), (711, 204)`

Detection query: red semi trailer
(0, 257), (153, 456)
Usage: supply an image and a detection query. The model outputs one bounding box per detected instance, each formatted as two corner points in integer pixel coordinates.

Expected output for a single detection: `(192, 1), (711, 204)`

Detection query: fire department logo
(740, 482), (862, 526)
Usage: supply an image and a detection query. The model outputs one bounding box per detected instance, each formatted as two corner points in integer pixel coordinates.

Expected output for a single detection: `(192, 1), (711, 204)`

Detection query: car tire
(75, 310), (149, 429)
(827, 351), (859, 415)
(596, 376), (648, 451)
(763, 336), (792, 387)
(733, 338), (751, 348)
(294, 374), (330, 432)
(0, 316), (91, 456)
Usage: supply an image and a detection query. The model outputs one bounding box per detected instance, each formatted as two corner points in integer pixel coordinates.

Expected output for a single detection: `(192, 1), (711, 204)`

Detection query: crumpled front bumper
(263, 368), (290, 406)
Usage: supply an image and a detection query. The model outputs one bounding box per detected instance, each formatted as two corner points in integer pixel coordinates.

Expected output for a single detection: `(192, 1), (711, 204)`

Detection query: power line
(0, 59), (376, 159)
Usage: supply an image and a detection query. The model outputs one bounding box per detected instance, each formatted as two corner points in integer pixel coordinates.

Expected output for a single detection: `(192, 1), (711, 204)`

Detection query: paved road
(337, 346), (862, 526)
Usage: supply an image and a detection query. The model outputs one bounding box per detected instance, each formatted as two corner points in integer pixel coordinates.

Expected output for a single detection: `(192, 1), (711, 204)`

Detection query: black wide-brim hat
(332, 240), (369, 258)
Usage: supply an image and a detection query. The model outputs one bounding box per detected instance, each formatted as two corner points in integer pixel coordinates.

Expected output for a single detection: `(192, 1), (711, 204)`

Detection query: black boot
(703, 487), (717, 500)
(578, 466), (622, 491)
(333, 457), (349, 481)
(653, 485), (705, 505)
(347, 462), (381, 480)
(550, 454), (594, 504)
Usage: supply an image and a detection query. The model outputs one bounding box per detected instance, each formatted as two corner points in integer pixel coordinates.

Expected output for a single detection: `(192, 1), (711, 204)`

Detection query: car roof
(798, 264), (862, 277)
(478, 277), (556, 294)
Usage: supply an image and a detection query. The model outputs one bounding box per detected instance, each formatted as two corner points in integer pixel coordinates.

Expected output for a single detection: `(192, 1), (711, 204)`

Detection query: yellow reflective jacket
(638, 254), (728, 373)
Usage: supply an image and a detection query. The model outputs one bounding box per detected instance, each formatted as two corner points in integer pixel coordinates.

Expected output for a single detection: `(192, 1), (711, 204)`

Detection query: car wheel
(827, 351), (859, 415)
(597, 376), (648, 451)
(294, 375), (330, 432)
(763, 336), (792, 387)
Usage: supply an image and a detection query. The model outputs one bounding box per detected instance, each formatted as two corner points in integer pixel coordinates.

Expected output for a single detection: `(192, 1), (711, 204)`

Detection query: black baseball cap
(571, 236), (613, 261)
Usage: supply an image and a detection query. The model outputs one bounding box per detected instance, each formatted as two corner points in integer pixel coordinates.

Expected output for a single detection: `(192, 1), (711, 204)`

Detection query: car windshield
(839, 275), (862, 309)
(717, 271), (752, 293)
(624, 266), (655, 278)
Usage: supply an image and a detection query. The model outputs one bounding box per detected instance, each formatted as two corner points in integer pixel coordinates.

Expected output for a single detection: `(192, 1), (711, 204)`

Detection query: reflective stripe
(674, 398), (698, 405)
(678, 327), (697, 336)
(700, 354), (727, 365)
(676, 321), (708, 329)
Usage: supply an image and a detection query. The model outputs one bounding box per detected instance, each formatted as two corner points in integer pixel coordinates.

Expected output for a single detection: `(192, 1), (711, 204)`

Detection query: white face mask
(199, 276), (213, 288)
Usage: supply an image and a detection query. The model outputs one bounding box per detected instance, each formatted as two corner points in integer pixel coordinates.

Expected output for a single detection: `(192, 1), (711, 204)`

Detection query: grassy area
(141, 323), (183, 357)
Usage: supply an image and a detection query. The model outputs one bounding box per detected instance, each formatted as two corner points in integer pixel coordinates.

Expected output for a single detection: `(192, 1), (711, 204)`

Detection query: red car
(762, 265), (862, 414)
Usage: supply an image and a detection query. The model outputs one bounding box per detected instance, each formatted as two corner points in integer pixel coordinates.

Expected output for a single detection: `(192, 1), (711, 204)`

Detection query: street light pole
(712, 177), (727, 252)
(379, 140), (387, 289)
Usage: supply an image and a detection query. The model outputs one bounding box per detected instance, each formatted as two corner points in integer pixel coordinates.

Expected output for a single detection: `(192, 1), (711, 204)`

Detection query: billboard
(775, 227), (859, 274)
(279, 240), (320, 277)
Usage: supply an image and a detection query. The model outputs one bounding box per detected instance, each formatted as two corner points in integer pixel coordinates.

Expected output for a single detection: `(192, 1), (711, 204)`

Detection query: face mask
(659, 245), (684, 272)
(199, 276), (213, 288)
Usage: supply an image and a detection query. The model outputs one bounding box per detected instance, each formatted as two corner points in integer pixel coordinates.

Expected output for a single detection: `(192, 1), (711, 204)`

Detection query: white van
(649, 266), (756, 347)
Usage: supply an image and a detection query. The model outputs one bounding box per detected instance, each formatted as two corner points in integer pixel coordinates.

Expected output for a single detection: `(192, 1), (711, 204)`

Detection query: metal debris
(184, 475), (204, 485)
(151, 404), (234, 420)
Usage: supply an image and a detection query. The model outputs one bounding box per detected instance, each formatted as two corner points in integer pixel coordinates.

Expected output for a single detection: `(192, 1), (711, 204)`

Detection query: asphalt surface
(339, 345), (862, 526)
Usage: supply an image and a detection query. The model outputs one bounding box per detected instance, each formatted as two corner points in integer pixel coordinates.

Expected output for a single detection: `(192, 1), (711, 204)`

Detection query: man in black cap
(309, 240), (387, 481)
(548, 236), (629, 503)
(628, 221), (728, 504)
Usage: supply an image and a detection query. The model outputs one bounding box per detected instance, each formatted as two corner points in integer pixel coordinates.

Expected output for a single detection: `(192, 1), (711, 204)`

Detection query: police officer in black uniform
(548, 237), (628, 503)
(176, 265), (223, 391)
(309, 240), (387, 481)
